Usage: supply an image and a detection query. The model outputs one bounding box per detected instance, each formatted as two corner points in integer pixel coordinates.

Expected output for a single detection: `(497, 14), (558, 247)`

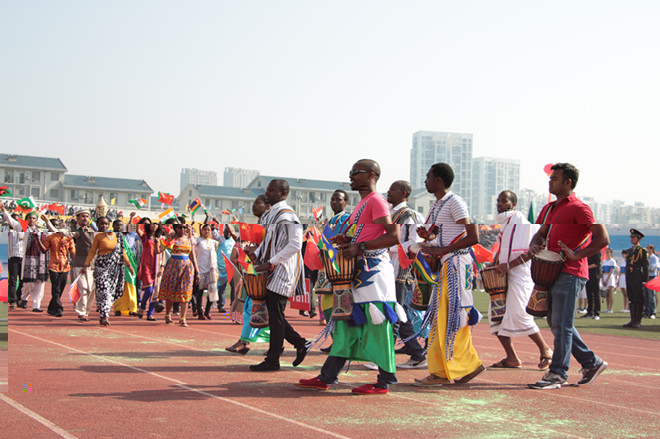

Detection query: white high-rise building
(223, 167), (260, 188)
(409, 131), (473, 211)
(471, 157), (520, 222)
(180, 168), (218, 192)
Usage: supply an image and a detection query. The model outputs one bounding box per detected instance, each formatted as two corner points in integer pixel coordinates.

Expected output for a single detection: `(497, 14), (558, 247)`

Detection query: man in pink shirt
(297, 159), (400, 395)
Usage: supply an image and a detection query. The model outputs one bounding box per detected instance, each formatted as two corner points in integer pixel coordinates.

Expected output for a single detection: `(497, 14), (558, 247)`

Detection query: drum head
(535, 249), (563, 263)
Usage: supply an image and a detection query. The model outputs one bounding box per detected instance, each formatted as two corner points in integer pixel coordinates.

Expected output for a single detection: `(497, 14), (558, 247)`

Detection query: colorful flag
(65, 276), (81, 303)
(131, 216), (141, 225)
(17, 196), (36, 209)
(158, 207), (176, 223)
(187, 198), (203, 215)
(413, 251), (439, 284)
(110, 198), (116, 206)
(250, 224), (265, 245)
(320, 225), (337, 262)
(158, 191), (174, 205)
(312, 206), (323, 221)
(0, 186), (11, 197)
(37, 205), (48, 215)
(490, 240), (500, 255)
(17, 219), (29, 231)
(129, 198), (147, 209)
(304, 238), (324, 270)
(222, 209), (232, 215)
(397, 244), (415, 269)
(527, 201), (535, 223)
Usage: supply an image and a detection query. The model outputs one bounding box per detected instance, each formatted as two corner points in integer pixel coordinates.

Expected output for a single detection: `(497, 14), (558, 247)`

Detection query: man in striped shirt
(249, 179), (307, 372)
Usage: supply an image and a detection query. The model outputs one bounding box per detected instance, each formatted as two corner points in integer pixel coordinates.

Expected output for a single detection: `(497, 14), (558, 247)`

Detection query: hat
(24, 210), (39, 219)
(630, 228), (645, 239)
(75, 209), (90, 217)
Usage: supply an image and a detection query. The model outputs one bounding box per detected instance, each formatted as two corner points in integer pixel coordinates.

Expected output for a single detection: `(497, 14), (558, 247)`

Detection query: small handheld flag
(129, 198), (147, 209)
(158, 192), (174, 206)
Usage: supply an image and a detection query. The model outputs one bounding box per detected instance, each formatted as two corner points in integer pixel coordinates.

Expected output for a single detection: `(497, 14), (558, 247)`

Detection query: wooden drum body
(243, 269), (270, 328)
(526, 250), (564, 317)
(411, 254), (440, 310)
(480, 266), (508, 322)
(321, 250), (356, 320)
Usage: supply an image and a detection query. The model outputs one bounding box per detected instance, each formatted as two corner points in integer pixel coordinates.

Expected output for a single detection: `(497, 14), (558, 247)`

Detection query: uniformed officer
(623, 228), (648, 328)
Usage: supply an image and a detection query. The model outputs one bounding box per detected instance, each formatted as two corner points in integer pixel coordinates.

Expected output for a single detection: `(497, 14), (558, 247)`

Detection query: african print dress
(159, 238), (194, 303)
(94, 233), (126, 318)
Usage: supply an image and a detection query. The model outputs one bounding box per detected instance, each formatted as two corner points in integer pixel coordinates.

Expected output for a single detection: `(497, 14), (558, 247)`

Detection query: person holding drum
(248, 180), (308, 372)
(528, 163), (609, 390)
(411, 163), (484, 387)
(489, 190), (553, 370)
(297, 159), (401, 395)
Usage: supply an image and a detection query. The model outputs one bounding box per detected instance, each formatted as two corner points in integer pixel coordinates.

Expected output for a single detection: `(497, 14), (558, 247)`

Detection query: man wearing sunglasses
(297, 159), (400, 395)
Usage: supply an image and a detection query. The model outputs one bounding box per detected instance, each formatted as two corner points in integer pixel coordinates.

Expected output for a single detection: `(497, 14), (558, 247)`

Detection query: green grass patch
(472, 288), (660, 340)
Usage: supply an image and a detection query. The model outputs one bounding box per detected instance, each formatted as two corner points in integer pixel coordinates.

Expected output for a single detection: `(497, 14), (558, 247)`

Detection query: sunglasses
(349, 169), (371, 177)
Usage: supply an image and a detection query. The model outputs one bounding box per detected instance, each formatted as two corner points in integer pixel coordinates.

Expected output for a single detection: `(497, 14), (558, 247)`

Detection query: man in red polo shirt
(528, 163), (610, 390)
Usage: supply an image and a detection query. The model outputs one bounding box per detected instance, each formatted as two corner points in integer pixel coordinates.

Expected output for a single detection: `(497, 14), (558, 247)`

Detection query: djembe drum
(526, 250), (564, 317)
(321, 250), (356, 320)
(480, 266), (508, 322)
(411, 254), (440, 310)
(243, 268), (270, 328)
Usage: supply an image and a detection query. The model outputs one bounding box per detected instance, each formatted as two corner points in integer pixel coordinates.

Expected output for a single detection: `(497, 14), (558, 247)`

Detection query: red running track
(3, 304), (660, 439)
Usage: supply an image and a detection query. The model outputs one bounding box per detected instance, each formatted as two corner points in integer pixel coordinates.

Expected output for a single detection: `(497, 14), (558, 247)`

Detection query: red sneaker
(351, 384), (389, 395)
(296, 377), (329, 391)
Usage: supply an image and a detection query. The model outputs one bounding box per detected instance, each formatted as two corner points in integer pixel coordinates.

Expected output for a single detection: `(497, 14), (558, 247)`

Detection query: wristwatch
(359, 242), (367, 253)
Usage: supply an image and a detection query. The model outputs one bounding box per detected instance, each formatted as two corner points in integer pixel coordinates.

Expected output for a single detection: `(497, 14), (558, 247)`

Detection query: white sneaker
(397, 358), (428, 369)
(577, 308), (588, 314)
(651, 315), (656, 320)
(602, 310), (613, 314)
(620, 309), (630, 313)
(363, 362), (378, 370)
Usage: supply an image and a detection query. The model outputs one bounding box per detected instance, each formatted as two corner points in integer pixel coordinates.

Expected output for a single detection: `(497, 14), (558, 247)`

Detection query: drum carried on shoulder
(526, 249), (564, 317)
(480, 266), (508, 322)
(411, 254), (440, 310)
(243, 267), (270, 328)
(320, 250), (356, 320)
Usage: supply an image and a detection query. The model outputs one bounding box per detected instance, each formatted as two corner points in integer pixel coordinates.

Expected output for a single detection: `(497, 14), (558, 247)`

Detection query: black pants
(627, 273), (645, 305)
(8, 257), (23, 304)
(48, 270), (69, 316)
(585, 277), (601, 316)
(192, 284), (212, 316)
(265, 291), (305, 365)
(393, 281), (425, 361)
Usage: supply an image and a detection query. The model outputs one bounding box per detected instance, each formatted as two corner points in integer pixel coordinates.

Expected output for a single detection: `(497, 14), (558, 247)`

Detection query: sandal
(225, 341), (250, 355)
(165, 315), (173, 325)
(179, 318), (188, 327)
(490, 359), (522, 368)
(99, 317), (111, 326)
(538, 355), (552, 371)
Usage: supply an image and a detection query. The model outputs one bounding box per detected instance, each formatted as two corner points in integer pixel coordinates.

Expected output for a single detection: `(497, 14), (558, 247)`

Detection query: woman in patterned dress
(83, 217), (135, 326)
(159, 223), (199, 326)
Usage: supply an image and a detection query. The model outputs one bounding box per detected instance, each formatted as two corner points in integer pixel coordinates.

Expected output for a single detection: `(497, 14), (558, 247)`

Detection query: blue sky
(2, 1), (659, 206)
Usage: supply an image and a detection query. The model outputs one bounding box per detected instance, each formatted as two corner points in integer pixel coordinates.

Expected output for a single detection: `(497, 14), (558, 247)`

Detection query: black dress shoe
(309, 311), (317, 318)
(320, 345), (332, 353)
(18, 300), (28, 309)
(32, 308), (43, 313)
(249, 361), (280, 372)
(395, 346), (409, 355)
(293, 344), (307, 367)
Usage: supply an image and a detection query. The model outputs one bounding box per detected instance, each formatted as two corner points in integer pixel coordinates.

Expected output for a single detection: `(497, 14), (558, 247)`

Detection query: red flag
(222, 253), (235, 283)
(304, 238), (324, 270)
(48, 203), (65, 215)
(65, 278), (81, 303)
(472, 244), (494, 264)
(158, 192), (174, 205)
(236, 246), (251, 271)
(490, 240), (500, 255)
(397, 244), (415, 269)
(307, 226), (322, 244)
(18, 219), (28, 231)
(0, 279), (7, 302)
(250, 224), (265, 245)
(239, 223), (251, 242)
(645, 276), (660, 292)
